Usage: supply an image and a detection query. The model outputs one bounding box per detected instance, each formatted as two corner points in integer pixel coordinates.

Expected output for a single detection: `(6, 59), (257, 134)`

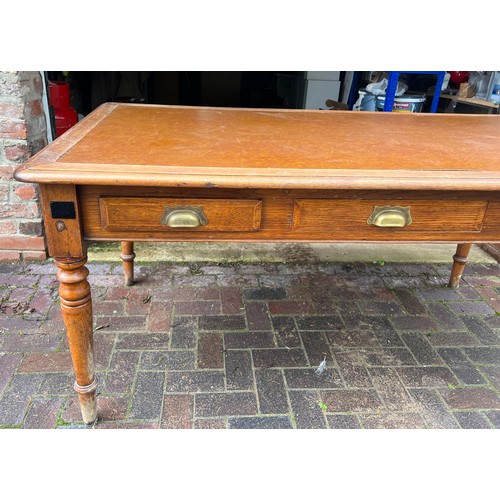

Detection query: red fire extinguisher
(48, 81), (78, 137)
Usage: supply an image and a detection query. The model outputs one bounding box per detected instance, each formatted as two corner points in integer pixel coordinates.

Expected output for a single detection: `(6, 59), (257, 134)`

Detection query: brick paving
(0, 259), (500, 429)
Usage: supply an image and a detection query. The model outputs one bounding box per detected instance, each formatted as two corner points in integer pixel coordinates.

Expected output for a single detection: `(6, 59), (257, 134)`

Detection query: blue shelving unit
(383, 71), (446, 113)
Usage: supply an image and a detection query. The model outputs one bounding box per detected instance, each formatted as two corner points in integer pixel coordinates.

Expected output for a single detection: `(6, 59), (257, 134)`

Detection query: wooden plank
(15, 163), (500, 191)
(438, 94), (499, 109)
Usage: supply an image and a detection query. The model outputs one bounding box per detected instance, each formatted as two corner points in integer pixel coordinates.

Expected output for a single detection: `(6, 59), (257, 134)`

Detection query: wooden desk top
(15, 103), (500, 191)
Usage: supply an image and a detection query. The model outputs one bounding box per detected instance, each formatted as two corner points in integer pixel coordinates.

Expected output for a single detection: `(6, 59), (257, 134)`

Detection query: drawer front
(100, 197), (262, 232)
(292, 199), (488, 234)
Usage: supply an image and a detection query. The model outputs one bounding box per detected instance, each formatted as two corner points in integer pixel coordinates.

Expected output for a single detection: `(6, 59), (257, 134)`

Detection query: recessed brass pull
(160, 206), (208, 228)
(367, 206), (412, 227)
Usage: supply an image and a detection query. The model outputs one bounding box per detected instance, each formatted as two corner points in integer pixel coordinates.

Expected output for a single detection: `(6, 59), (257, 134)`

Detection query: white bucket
(375, 94), (427, 112)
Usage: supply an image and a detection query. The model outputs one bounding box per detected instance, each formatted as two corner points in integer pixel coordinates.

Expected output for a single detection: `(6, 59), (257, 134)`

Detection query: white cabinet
(303, 72), (341, 109)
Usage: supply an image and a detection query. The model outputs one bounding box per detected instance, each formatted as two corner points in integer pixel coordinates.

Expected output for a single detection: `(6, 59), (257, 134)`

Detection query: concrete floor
(88, 242), (496, 265)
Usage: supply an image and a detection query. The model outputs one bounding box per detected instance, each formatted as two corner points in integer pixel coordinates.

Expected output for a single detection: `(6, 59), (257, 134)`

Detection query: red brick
(0, 236), (45, 251)
(394, 289), (426, 314)
(94, 300), (125, 316)
(335, 350), (372, 387)
(0, 165), (16, 180)
(225, 350), (253, 390)
(0, 102), (24, 119)
(4, 143), (30, 162)
(22, 250), (47, 261)
(372, 287), (397, 301)
(224, 331), (274, 349)
(252, 348), (307, 368)
(166, 371), (224, 393)
(197, 332), (224, 369)
(360, 413), (426, 429)
(0, 120), (27, 139)
(87, 274), (123, 286)
(0, 220), (16, 234)
(150, 287), (193, 302)
(368, 367), (415, 411)
(440, 387), (500, 410)
(0, 353), (23, 393)
(175, 300), (221, 315)
(255, 369), (289, 413)
(32, 74), (43, 93)
(24, 397), (64, 429)
(147, 302), (172, 332)
(289, 391), (326, 429)
(0, 184), (8, 201)
(0, 250), (21, 261)
(321, 389), (384, 413)
(161, 394), (194, 429)
(196, 288), (220, 300)
(465, 276), (500, 287)
(18, 221), (43, 236)
(18, 352), (72, 373)
(29, 288), (54, 313)
(390, 315), (439, 331)
(95, 422), (160, 429)
(0, 202), (39, 218)
(220, 287), (244, 314)
(476, 288), (500, 313)
(26, 99), (43, 117)
(104, 286), (129, 301)
(268, 300), (315, 315)
(116, 332), (169, 350)
(1, 333), (61, 353)
(194, 418), (226, 429)
(195, 392), (258, 417)
(245, 302), (271, 330)
(13, 184), (37, 201)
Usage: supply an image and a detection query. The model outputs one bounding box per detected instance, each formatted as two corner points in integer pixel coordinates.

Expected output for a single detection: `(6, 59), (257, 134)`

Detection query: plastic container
(489, 72), (500, 104)
(375, 94), (427, 113)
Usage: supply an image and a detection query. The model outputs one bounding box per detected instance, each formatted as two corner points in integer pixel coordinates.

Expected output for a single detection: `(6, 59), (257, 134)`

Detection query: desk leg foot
(55, 257), (97, 424)
(121, 242), (135, 286)
(449, 243), (472, 289)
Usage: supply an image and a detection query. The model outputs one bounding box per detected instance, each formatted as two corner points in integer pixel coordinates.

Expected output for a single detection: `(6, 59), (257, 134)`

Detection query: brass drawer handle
(367, 206), (412, 227)
(160, 206), (208, 228)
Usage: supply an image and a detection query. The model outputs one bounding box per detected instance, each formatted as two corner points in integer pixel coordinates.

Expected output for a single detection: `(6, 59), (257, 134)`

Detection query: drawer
(99, 197), (262, 232)
(292, 199), (488, 234)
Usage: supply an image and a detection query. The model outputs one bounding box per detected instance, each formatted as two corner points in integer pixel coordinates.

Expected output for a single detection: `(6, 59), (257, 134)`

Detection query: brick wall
(0, 71), (48, 261)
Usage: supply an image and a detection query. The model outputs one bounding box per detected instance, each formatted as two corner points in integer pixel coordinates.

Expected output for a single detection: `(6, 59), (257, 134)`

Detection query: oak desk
(14, 103), (500, 423)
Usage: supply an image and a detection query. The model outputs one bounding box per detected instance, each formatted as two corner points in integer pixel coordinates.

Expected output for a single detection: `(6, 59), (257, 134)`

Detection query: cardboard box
(457, 82), (476, 98)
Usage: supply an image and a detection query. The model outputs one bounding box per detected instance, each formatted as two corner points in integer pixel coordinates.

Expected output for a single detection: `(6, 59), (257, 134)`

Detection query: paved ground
(0, 258), (500, 429)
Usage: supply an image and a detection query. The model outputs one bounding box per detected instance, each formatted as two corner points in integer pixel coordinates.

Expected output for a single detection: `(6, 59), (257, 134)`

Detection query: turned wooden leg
(121, 241), (135, 286)
(449, 243), (472, 289)
(55, 256), (97, 424)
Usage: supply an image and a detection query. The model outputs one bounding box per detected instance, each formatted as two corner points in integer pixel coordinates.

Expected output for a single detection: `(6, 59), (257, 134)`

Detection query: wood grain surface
(99, 196), (262, 232)
(78, 185), (500, 243)
(292, 199), (488, 233)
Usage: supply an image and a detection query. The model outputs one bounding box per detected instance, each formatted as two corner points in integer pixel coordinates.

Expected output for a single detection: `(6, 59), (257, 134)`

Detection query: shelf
(439, 94), (499, 109)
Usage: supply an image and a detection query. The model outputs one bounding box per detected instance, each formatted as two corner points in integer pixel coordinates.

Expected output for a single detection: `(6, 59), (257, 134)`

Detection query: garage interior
(45, 70), (500, 121)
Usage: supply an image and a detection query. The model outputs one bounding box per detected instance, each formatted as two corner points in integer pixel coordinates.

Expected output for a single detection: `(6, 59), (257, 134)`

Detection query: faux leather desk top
(15, 103), (500, 191)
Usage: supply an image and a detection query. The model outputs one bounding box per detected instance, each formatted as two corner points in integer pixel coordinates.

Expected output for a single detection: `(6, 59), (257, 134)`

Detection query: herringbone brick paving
(1, 259), (500, 429)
